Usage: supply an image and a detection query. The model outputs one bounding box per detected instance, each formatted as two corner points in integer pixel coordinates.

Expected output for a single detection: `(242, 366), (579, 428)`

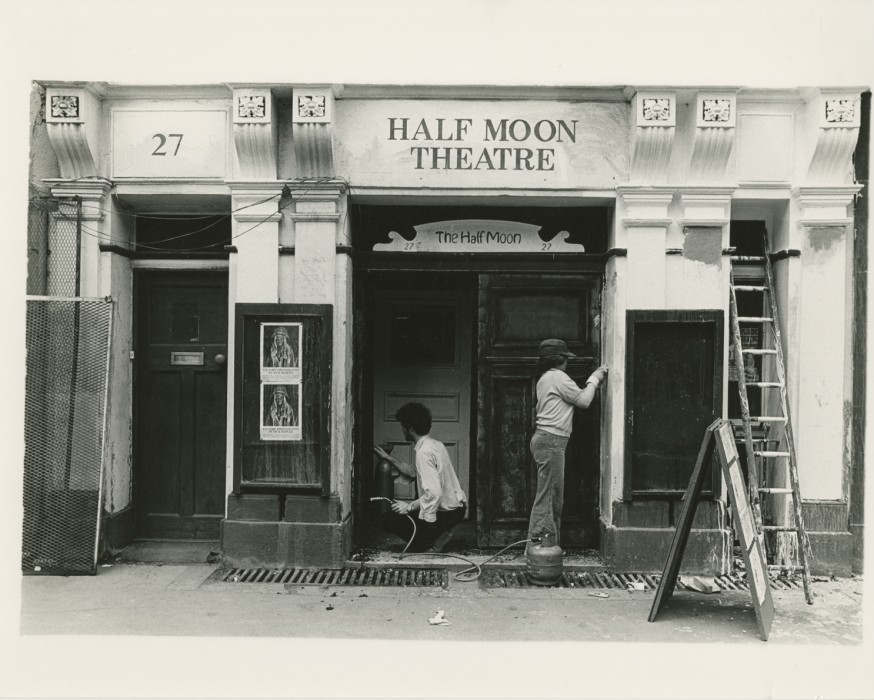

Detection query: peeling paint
(682, 227), (722, 265)
(807, 227), (844, 252)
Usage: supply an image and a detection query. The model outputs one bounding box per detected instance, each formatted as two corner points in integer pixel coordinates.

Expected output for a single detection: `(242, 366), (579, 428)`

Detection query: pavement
(6, 544), (874, 698)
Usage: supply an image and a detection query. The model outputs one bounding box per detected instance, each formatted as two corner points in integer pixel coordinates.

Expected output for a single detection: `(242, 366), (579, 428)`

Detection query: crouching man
(373, 402), (467, 553)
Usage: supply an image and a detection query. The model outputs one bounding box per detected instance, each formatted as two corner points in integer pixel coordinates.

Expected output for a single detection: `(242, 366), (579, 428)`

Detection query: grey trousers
(527, 429), (569, 545)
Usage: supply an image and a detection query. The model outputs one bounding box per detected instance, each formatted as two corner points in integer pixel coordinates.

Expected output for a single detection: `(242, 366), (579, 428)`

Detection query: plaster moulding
(688, 93), (737, 184)
(630, 92), (676, 184)
(45, 87), (99, 179)
(618, 190), (674, 221)
(679, 191), (733, 224)
(232, 88), (277, 179)
(804, 91), (862, 186)
(291, 88), (334, 177)
(793, 186), (860, 225)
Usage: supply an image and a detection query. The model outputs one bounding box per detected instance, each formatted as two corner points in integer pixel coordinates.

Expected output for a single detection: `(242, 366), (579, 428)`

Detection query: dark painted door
(135, 272), (228, 539)
(477, 274), (601, 547)
(624, 311), (724, 498)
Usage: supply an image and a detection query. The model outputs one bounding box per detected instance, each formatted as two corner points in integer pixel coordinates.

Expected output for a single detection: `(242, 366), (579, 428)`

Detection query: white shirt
(409, 435), (467, 523)
(535, 368), (587, 437)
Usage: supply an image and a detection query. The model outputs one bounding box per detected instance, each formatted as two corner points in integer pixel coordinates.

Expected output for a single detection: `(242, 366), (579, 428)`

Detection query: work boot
(428, 531), (453, 553)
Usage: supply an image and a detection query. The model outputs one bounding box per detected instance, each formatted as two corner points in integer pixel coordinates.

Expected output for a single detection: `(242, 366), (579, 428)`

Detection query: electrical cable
(371, 498), (531, 582)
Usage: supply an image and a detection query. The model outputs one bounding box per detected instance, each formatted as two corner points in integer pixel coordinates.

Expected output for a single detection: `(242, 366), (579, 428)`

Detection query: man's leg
(381, 511), (432, 551)
(528, 431), (557, 541)
(428, 506), (466, 552)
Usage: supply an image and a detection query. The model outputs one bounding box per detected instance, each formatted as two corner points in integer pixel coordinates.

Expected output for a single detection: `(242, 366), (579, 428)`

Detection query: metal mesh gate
(27, 196), (81, 297)
(22, 297), (113, 574)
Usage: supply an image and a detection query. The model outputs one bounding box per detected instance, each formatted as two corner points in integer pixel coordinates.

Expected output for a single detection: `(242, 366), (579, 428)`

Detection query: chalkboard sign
(648, 418), (774, 642)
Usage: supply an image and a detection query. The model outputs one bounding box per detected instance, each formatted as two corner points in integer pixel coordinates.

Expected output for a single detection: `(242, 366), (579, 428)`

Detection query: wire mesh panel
(27, 198), (55, 295)
(23, 297), (113, 574)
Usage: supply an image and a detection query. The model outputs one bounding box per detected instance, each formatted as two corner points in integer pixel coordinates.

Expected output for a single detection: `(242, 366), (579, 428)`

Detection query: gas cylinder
(526, 532), (563, 586)
(374, 444), (395, 514)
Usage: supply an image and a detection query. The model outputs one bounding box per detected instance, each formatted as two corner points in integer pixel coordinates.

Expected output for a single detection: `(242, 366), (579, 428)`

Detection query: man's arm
(373, 446), (416, 478)
(412, 450), (441, 522)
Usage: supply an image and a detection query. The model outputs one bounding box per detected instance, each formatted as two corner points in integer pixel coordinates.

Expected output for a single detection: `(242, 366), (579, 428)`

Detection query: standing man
(528, 339), (607, 548)
(374, 402), (467, 553)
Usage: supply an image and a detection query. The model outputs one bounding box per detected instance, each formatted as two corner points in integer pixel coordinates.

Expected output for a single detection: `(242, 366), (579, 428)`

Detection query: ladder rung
(731, 417), (787, 425)
(731, 255), (766, 263)
(746, 382), (782, 388)
(754, 451), (791, 458)
(733, 285), (769, 292)
(742, 348), (777, 355)
(736, 316), (774, 323)
(759, 488), (794, 495)
(761, 525), (798, 532)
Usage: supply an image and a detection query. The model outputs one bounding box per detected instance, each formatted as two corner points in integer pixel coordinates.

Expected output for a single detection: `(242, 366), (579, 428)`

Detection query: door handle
(214, 354), (227, 366)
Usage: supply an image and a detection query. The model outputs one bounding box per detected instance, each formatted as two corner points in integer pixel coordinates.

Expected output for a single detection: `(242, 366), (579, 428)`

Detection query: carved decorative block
(702, 98), (731, 123)
(825, 99), (856, 124)
(238, 94), (266, 119)
(642, 98), (671, 122)
(298, 95), (326, 119)
(51, 95), (79, 119)
(292, 88), (332, 124)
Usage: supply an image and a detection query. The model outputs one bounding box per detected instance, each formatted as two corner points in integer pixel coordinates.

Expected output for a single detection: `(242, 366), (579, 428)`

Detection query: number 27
(152, 133), (183, 156)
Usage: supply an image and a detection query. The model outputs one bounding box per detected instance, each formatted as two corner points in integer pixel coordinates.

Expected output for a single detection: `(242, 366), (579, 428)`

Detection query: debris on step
(428, 610), (450, 625)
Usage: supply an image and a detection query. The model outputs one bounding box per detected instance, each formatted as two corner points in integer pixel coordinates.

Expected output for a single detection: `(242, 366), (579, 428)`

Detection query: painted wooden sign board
(373, 219), (583, 254)
(648, 418), (775, 642)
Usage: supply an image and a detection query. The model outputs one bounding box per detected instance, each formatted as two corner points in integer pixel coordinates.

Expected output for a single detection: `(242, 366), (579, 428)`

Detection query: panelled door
(372, 290), (473, 505)
(477, 274), (601, 547)
(135, 271), (228, 539)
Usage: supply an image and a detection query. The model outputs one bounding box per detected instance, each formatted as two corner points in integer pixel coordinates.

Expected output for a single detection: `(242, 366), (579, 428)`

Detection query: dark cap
(538, 339), (575, 358)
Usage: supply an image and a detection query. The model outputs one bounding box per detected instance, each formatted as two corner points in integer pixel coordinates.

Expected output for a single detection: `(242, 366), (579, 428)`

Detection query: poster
(260, 322), (302, 382)
(260, 383), (302, 441)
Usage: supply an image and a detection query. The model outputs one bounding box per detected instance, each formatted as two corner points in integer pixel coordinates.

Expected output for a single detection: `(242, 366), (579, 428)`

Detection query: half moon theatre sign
(373, 220), (584, 254)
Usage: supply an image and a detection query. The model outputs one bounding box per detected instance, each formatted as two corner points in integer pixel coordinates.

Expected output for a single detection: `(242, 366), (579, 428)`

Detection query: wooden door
(624, 310), (723, 498)
(135, 272), (228, 539)
(372, 290), (473, 504)
(477, 274), (601, 547)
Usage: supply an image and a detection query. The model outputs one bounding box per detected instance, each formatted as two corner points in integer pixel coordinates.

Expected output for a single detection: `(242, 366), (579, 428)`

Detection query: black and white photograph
(260, 383), (301, 441)
(260, 321), (302, 382)
(3, 1), (874, 699)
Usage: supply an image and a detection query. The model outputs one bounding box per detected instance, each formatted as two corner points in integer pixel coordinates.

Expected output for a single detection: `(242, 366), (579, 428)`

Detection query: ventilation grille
(221, 567), (448, 588)
(483, 570), (803, 591)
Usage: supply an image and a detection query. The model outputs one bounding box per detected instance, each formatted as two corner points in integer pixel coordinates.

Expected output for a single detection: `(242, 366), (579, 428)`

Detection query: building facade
(28, 82), (868, 575)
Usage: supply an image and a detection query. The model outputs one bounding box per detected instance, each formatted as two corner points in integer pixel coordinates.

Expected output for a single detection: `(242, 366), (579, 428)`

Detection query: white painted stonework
(333, 99), (630, 188)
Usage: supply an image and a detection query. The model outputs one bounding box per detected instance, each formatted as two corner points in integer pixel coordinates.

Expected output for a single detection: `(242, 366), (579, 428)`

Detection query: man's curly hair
(395, 402), (432, 435)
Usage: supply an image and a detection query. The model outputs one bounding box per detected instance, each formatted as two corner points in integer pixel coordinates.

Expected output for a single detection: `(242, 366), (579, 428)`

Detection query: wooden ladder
(728, 234), (813, 604)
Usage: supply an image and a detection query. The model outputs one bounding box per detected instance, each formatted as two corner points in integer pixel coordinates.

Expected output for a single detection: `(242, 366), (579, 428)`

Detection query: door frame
(132, 266), (230, 539)
(352, 254), (608, 547)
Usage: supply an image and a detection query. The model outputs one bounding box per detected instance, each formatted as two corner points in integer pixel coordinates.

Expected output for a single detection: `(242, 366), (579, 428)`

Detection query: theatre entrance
(359, 269), (602, 549)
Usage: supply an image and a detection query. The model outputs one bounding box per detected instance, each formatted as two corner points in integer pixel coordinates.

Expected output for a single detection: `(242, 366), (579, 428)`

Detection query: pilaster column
(790, 187), (859, 501)
(229, 186), (283, 303)
(287, 184), (351, 515)
(45, 178), (112, 297)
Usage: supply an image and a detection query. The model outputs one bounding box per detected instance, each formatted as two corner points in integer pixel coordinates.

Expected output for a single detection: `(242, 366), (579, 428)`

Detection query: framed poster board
(649, 418), (774, 642)
(234, 304), (332, 494)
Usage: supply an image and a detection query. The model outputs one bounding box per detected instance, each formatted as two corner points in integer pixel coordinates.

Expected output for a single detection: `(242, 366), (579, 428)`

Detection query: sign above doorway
(372, 219), (584, 254)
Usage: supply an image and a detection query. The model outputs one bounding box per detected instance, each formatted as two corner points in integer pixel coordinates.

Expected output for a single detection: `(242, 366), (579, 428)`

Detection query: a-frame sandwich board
(648, 418), (774, 641)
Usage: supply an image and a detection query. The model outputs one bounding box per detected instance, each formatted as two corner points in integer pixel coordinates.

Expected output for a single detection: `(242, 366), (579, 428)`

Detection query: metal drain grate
(221, 567), (448, 588)
(482, 570), (803, 591)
